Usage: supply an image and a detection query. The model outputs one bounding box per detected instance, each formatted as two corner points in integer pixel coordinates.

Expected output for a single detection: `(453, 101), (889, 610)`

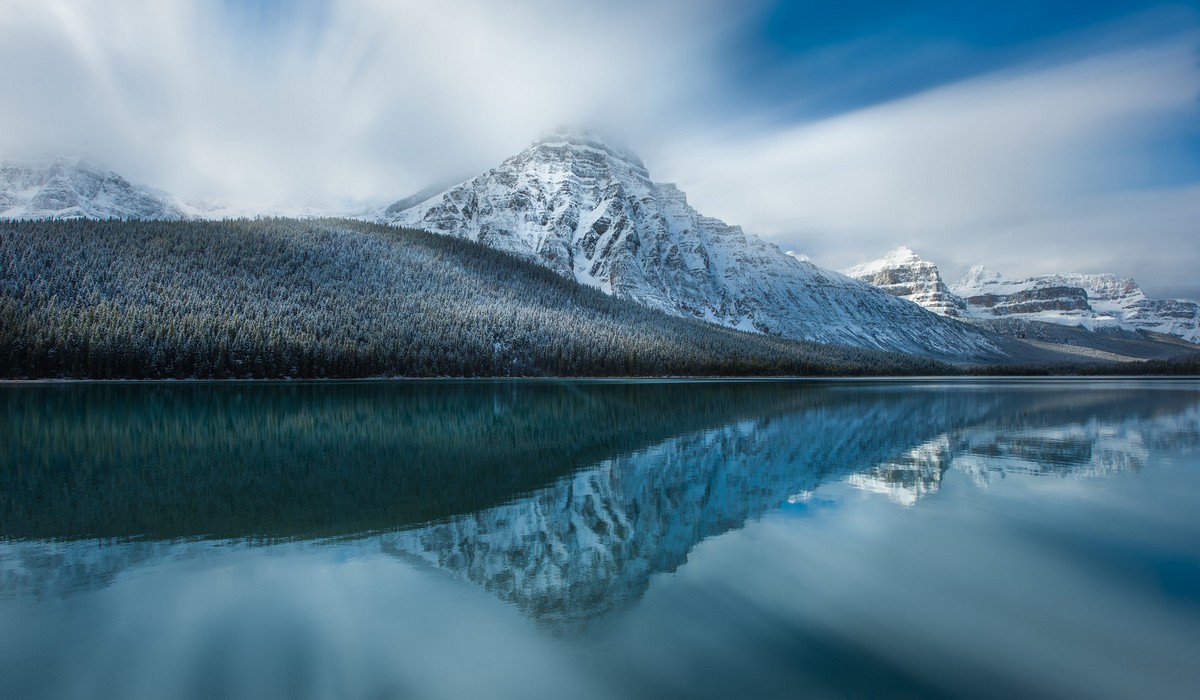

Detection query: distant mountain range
(3, 134), (1197, 367)
(845, 247), (1199, 345)
(0, 158), (348, 222)
(0, 159), (188, 220)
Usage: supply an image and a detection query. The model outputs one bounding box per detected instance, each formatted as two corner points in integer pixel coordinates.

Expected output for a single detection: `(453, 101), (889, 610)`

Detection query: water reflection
(1, 380), (1198, 699)
(380, 382), (1199, 628)
(847, 410), (1182, 505)
(3, 381), (813, 540)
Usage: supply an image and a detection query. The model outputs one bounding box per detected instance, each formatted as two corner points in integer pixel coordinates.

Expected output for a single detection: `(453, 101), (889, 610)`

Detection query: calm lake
(2, 379), (1199, 699)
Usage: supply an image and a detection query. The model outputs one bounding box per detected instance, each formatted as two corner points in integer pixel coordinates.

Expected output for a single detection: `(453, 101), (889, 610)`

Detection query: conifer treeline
(0, 218), (947, 378)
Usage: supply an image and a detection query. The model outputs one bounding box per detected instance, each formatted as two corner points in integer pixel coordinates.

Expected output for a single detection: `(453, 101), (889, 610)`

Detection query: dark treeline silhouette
(1, 218), (948, 378)
(966, 355), (1200, 376)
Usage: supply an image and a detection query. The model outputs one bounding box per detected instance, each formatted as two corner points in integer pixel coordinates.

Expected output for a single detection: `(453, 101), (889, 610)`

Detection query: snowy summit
(380, 129), (1001, 360)
(846, 248), (1200, 344)
(0, 159), (187, 221)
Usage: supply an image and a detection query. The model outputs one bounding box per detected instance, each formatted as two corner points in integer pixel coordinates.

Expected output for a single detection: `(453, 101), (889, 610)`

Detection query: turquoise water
(2, 379), (1198, 699)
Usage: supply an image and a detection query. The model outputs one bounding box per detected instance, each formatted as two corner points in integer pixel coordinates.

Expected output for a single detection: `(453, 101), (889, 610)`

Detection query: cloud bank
(1, 1), (1197, 298)
(0, 0), (745, 210)
(658, 40), (1200, 297)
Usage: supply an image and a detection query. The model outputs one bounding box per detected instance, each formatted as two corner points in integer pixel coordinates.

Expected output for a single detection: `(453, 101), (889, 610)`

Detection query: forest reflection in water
(2, 379), (1198, 700)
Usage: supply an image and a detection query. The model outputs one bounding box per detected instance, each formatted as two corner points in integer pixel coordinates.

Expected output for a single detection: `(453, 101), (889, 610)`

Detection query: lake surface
(2, 379), (1199, 699)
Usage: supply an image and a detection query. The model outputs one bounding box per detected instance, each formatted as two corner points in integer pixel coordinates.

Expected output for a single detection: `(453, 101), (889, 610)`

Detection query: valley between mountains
(2, 130), (1197, 378)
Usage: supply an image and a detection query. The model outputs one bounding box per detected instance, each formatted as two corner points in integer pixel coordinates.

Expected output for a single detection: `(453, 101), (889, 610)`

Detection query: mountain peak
(526, 127), (646, 170)
(1, 159), (187, 221)
(843, 246), (928, 279)
(381, 136), (1001, 359)
(843, 247), (966, 317)
(884, 246), (920, 263)
(955, 265), (1005, 290)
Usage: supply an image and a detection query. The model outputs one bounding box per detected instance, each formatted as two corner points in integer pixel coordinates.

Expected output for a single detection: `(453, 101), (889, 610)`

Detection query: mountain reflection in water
(2, 380), (1198, 700)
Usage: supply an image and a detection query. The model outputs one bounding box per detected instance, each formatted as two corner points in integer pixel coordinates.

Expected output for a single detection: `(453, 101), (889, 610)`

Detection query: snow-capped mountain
(843, 246), (966, 317)
(953, 267), (1200, 343)
(0, 159), (188, 221)
(846, 248), (1200, 345)
(953, 266), (1123, 325)
(381, 129), (1001, 360)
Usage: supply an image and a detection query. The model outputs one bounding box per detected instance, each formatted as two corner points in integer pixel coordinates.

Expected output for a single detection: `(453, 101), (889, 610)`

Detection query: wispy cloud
(659, 39), (1200, 296)
(1, 1), (1197, 297)
(0, 0), (747, 209)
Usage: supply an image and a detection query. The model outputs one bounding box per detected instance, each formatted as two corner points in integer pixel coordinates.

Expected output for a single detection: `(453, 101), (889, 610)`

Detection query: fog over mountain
(0, 0), (1196, 297)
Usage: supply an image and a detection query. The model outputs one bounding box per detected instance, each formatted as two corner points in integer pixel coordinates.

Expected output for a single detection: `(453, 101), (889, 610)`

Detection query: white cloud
(658, 41), (1200, 297)
(1, 1), (1196, 298)
(947, 183), (1200, 298)
(0, 0), (747, 210)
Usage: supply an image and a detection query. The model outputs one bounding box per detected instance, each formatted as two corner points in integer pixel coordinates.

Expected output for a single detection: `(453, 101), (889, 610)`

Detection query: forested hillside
(0, 218), (948, 378)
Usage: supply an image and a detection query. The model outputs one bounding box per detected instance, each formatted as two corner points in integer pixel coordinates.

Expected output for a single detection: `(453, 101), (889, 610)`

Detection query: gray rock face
(953, 267), (1200, 343)
(381, 130), (1001, 360)
(843, 246), (966, 317)
(0, 159), (188, 221)
(848, 250), (1200, 345)
(1124, 298), (1200, 338)
(963, 286), (1091, 315)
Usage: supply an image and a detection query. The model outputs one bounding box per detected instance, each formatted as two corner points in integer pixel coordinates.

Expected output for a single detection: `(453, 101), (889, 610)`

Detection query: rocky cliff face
(843, 246), (967, 317)
(961, 285), (1091, 316)
(0, 159), (188, 221)
(847, 249), (1199, 345)
(952, 266), (1200, 343)
(381, 131), (1000, 360)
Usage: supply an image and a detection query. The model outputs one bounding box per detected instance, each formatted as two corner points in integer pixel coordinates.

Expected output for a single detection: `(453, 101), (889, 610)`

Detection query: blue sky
(726, 0), (1200, 182)
(743, 0), (1175, 108)
(1, 0), (1198, 297)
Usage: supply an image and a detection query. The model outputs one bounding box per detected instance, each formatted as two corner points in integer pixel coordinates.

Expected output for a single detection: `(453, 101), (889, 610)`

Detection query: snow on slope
(953, 266), (1200, 343)
(843, 246), (966, 317)
(381, 129), (1001, 360)
(847, 248), (1200, 345)
(0, 159), (189, 221)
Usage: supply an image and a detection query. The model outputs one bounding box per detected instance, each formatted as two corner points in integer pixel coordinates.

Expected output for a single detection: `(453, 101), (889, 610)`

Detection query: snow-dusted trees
(0, 218), (945, 378)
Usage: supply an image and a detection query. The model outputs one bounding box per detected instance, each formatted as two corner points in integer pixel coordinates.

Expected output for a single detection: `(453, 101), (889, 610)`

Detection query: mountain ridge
(1, 218), (953, 379)
(0, 158), (189, 221)
(380, 129), (1003, 361)
(845, 247), (1200, 345)
(5, 140), (1191, 361)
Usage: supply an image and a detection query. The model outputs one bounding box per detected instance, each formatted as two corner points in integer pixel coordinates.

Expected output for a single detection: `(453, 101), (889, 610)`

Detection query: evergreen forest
(0, 218), (949, 378)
